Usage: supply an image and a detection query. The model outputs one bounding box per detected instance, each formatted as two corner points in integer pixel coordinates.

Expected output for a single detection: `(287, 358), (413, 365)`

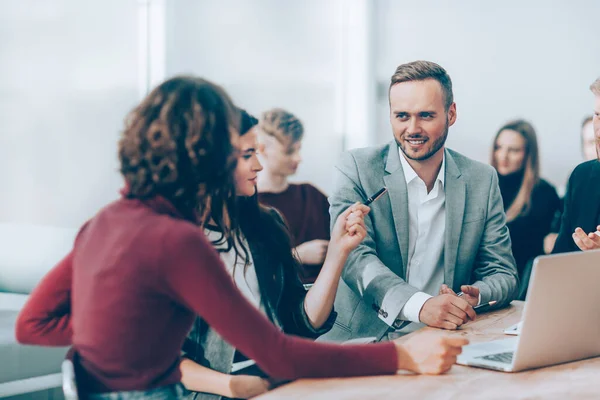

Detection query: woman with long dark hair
(179, 110), (369, 399)
(491, 119), (560, 298)
(16, 77), (467, 399)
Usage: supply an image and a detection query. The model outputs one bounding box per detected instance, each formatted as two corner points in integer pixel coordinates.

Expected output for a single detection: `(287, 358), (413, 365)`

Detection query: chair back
(61, 359), (79, 400)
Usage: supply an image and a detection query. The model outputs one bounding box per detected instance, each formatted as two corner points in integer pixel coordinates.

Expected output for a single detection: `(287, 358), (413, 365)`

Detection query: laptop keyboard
(477, 351), (514, 364)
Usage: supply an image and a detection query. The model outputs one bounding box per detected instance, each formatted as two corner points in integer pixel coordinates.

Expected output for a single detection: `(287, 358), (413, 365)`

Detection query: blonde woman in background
(491, 119), (560, 299)
(257, 108), (330, 285)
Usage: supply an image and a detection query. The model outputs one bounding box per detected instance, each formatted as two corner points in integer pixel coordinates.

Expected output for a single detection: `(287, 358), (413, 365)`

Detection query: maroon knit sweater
(16, 196), (397, 393)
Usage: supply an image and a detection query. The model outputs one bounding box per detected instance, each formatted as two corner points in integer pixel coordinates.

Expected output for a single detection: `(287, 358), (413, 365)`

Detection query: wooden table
(257, 301), (600, 399)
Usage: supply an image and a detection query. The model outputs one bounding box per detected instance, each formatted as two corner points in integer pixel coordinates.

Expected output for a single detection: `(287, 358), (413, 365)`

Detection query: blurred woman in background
(257, 109), (330, 284)
(491, 119), (560, 299)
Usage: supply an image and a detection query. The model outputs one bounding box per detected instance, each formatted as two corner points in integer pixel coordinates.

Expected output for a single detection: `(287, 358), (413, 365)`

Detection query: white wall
(164, 0), (345, 194)
(374, 0), (600, 192)
(1, 0), (598, 230)
(165, 0), (600, 194)
(0, 0), (141, 228)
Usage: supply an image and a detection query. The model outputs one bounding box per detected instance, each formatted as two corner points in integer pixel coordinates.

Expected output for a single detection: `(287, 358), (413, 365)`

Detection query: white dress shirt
(204, 229), (265, 371)
(379, 150), (446, 328)
(204, 229), (264, 313)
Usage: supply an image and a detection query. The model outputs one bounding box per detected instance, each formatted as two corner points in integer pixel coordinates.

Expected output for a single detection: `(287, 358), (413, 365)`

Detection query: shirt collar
(398, 147), (446, 187)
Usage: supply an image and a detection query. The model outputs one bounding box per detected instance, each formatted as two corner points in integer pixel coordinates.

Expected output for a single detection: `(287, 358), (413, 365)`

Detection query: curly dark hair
(118, 76), (239, 225)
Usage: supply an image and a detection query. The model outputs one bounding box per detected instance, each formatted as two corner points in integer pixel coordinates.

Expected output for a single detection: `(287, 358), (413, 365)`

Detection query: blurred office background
(2, 2), (598, 397)
(1, 0), (599, 229)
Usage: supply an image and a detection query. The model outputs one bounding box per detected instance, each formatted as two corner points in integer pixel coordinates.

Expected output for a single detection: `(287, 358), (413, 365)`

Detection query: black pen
(364, 187), (388, 206)
(473, 300), (497, 313)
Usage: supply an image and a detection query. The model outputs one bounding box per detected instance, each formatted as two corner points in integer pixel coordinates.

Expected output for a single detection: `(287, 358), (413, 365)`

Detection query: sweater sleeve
(15, 251), (74, 346)
(161, 226), (398, 381)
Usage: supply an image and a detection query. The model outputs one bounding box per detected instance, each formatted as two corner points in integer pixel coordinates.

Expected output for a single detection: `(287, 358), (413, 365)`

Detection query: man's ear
(447, 102), (457, 126)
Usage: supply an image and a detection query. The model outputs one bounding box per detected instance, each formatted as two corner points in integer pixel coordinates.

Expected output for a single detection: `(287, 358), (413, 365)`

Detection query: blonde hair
(490, 119), (540, 222)
(591, 77), (600, 95)
(259, 108), (304, 145)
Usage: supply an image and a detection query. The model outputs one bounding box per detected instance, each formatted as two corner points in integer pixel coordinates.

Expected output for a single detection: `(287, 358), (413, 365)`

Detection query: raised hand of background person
(394, 331), (469, 375)
(419, 294), (476, 330)
(572, 226), (600, 251)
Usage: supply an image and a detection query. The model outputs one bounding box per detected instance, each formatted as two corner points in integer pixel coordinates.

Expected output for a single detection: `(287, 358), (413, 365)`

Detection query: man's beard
(396, 119), (449, 161)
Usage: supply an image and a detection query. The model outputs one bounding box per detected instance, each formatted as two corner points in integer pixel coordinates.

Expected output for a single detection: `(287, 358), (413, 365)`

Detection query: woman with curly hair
(15, 76), (467, 399)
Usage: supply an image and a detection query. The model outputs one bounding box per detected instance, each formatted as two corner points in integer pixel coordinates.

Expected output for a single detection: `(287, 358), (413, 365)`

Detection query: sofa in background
(0, 223), (76, 399)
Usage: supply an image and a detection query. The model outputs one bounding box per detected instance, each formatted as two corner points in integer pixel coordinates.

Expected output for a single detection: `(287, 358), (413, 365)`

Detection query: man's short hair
(390, 60), (454, 110)
(591, 77), (600, 95)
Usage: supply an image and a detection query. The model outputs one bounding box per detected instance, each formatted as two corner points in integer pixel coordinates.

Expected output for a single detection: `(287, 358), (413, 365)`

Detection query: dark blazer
(553, 160), (600, 254)
(182, 210), (335, 400)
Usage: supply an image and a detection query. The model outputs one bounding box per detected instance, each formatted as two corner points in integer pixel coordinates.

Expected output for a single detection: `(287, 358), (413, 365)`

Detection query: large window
(0, 1), (143, 227)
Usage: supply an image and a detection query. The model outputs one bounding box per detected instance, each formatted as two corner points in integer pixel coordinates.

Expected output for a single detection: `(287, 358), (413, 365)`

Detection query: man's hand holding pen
(441, 284), (497, 314)
(440, 284), (480, 307)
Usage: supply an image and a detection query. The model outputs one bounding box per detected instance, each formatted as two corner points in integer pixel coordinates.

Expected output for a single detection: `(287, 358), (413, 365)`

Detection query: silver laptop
(457, 250), (600, 372)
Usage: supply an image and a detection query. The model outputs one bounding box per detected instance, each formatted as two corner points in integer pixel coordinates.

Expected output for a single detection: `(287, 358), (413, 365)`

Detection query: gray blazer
(319, 143), (519, 342)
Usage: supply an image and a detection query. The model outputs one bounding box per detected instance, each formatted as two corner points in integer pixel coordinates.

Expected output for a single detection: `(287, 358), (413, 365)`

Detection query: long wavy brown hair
(118, 76), (239, 226)
(207, 109), (257, 269)
(490, 119), (540, 222)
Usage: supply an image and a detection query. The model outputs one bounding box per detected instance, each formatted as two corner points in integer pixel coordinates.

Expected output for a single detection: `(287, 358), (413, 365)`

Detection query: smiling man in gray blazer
(320, 61), (518, 342)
